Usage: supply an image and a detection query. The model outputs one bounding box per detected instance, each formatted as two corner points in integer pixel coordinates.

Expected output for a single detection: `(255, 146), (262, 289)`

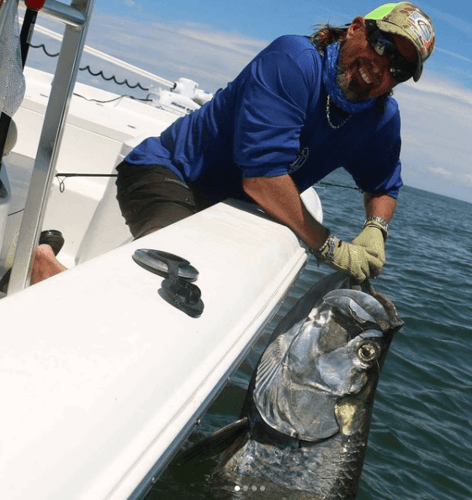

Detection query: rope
(79, 65), (149, 92)
(30, 43), (150, 92)
(316, 181), (360, 191)
(54, 173), (359, 195)
(72, 92), (153, 104)
(55, 173), (117, 193)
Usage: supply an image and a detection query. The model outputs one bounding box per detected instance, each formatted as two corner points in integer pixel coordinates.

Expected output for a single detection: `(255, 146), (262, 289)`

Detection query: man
(23, 2), (436, 287)
(116, 2), (435, 283)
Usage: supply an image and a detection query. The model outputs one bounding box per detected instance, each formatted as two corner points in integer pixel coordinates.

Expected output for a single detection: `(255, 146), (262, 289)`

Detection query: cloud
(123, 0), (136, 7)
(402, 72), (472, 106)
(78, 14), (268, 93)
(424, 165), (453, 179)
(463, 174), (472, 186)
(436, 47), (472, 65)
(166, 23), (268, 58)
(377, 69), (472, 201)
(424, 5), (472, 38)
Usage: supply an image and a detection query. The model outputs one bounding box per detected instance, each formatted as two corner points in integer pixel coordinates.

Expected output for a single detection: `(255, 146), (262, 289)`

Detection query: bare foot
(30, 244), (66, 284)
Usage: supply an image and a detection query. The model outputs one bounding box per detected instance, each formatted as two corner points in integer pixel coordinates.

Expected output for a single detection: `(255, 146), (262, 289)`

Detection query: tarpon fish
(178, 272), (403, 499)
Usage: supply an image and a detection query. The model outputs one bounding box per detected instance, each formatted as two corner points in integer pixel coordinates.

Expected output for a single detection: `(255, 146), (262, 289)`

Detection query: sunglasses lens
(368, 26), (415, 83)
(390, 67), (413, 83)
(390, 66), (412, 83)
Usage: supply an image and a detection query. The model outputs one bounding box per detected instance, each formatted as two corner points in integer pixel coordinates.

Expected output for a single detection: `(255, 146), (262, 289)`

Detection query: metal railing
(8, 0), (96, 294)
(37, 0), (87, 27)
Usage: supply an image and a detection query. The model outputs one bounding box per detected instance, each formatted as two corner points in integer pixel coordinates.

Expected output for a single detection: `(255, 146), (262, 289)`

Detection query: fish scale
(221, 430), (366, 499)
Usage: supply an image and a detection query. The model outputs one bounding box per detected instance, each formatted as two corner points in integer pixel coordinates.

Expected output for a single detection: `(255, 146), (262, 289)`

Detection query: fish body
(179, 272), (403, 499)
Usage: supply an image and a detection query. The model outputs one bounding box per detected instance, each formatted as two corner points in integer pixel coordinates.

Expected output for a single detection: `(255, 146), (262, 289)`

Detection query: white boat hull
(0, 197), (312, 500)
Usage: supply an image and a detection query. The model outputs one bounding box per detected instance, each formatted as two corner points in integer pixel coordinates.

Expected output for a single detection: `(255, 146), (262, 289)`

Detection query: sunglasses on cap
(365, 20), (416, 83)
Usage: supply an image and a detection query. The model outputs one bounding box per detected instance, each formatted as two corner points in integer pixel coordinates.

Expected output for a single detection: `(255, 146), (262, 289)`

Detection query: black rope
(56, 173), (118, 177)
(54, 173), (358, 196)
(6, 208), (24, 217)
(316, 181), (360, 191)
(80, 65), (149, 91)
(72, 92), (153, 104)
(55, 173), (117, 193)
(30, 43), (150, 92)
(30, 42), (58, 58)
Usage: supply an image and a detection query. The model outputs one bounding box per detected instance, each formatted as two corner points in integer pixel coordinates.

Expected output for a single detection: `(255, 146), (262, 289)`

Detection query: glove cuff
(364, 216), (389, 239)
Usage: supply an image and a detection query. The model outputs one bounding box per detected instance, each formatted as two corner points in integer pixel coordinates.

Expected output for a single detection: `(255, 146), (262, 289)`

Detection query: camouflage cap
(365, 2), (435, 81)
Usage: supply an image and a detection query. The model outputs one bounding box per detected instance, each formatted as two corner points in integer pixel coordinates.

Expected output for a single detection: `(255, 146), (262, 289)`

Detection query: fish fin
(255, 334), (288, 394)
(252, 317), (306, 412)
(175, 417), (249, 466)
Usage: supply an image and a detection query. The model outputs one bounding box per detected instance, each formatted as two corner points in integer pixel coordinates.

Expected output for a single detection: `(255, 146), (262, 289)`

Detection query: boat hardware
(133, 249), (199, 281)
(160, 273), (203, 318)
(133, 249), (204, 318)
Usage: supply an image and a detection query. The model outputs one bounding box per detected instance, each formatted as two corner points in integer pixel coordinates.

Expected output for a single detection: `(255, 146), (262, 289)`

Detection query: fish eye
(357, 342), (378, 363)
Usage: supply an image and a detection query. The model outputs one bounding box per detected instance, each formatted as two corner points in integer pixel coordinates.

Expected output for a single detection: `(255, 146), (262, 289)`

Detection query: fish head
(309, 289), (390, 396)
(253, 284), (402, 442)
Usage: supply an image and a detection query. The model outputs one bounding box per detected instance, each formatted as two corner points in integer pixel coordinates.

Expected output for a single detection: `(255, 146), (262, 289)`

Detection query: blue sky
(24, 1), (472, 202)
(94, 0), (472, 91)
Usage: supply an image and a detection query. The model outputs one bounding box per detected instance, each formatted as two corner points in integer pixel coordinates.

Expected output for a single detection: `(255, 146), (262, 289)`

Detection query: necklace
(326, 95), (351, 130)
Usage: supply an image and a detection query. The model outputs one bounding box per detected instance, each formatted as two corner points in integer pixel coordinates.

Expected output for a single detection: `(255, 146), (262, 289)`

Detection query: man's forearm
(363, 193), (397, 221)
(242, 175), (329, 250)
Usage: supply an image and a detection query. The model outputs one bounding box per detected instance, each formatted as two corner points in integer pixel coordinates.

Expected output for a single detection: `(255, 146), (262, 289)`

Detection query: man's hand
(317, 220), (386, 282)
(351, 218), (386, 275)
(317, 237), (383, 282)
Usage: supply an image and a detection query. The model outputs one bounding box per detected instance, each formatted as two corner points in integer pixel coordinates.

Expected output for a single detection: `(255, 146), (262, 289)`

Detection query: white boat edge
(0, 198), (313, 500)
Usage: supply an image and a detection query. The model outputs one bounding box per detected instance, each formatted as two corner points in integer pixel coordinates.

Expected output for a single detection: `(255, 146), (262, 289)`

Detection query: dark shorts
(116, 161), (245, 239)
(115, 161), (198, 239)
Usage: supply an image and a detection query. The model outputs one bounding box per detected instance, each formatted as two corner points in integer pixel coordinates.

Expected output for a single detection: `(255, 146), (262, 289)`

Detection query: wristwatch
(364, 216), (389, 238)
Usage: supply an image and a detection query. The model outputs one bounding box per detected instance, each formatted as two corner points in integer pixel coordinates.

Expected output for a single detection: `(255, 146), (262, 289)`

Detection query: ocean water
(146, 170), (472, 500)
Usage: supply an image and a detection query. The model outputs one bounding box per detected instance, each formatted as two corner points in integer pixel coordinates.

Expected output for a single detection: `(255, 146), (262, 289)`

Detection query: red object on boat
(25, 0), (46, 10)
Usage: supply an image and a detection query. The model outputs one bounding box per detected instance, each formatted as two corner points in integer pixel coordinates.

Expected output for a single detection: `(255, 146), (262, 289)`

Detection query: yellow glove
(316, 219), (387, 282)
(352, 219), (386, 271)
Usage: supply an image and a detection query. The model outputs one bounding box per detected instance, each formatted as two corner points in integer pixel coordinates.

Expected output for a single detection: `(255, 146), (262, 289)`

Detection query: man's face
(338, 17), (418, 101)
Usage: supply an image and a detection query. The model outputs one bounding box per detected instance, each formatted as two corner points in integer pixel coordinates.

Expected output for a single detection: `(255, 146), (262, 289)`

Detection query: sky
(21, 0), (472, 203)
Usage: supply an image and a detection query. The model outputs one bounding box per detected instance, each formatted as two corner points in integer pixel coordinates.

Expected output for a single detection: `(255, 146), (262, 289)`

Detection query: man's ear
(347, 16), (366, 36)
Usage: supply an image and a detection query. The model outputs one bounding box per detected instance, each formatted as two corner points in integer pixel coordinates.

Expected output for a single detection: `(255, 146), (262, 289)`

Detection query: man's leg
(0, 230), (65, 292)
(30, 244), (67, 284)
(116, 161), (199, 239)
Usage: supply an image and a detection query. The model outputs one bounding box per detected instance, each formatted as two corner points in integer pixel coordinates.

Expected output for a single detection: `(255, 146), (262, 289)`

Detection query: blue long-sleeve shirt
(125, 35), (403, 198)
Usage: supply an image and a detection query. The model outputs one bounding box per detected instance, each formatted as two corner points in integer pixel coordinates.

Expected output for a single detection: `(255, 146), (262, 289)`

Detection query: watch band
(364, 216), (389, 238)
